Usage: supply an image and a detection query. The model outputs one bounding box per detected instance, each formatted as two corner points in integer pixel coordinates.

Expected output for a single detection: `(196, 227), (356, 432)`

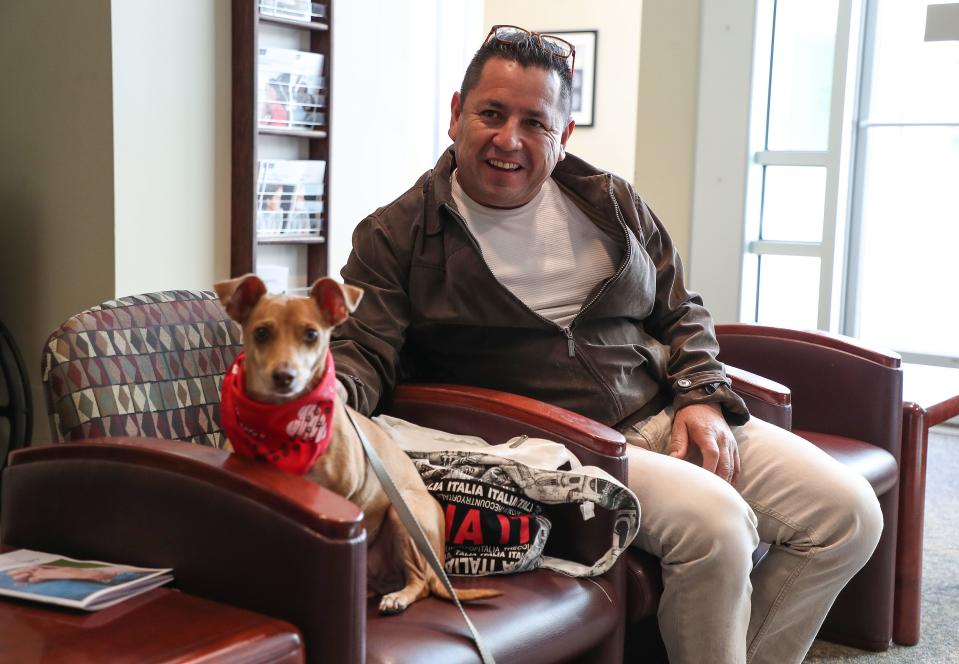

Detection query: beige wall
(634, 0), (702, 261)
(0, 0), (117, 437)
(112, 0), (232, 297)
(0, 0), (232, 441)
(484, 0), (643, 182)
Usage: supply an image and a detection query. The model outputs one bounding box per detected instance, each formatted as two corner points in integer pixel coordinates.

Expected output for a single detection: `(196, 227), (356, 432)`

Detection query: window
(693, 0), (957, 367)
(740, 0), (861, 331)
(846, 0), (959, 365)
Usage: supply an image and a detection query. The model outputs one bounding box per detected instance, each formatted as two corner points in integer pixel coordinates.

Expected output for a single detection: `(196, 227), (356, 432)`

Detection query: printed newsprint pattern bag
(373, 415), (641, 577)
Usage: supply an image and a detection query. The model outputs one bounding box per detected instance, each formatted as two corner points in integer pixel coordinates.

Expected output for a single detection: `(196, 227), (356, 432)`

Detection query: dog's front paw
(378, 592), (410, 615)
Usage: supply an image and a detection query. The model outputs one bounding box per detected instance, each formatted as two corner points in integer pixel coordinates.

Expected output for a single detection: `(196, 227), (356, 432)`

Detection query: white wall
(328, 0), (484, 278)
(112, 0), (232, 296)
(634, 0), (702, 261)
(689, 0), (757, 323)
(0, 0), (117, 439)
(484, 0), (643, 182)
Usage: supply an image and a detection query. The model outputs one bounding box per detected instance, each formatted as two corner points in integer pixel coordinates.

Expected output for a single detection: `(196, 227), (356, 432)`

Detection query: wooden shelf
(258, 14), (329, 31)
(257, 235), (326, 245)
(258, 126), (328, 140)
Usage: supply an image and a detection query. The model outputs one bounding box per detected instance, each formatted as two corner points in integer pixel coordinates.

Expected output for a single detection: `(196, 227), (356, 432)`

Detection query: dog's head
(214, 274), (363, 402)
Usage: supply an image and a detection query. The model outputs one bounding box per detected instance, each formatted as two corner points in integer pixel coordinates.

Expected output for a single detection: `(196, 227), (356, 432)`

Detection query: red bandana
(220, 352), (336, 475)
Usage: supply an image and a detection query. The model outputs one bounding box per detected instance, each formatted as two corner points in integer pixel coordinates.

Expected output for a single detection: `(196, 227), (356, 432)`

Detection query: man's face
(449, 57), (574, 209)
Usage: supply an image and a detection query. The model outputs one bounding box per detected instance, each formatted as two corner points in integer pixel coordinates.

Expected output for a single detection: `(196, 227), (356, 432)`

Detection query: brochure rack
(232, 0), (332, 291)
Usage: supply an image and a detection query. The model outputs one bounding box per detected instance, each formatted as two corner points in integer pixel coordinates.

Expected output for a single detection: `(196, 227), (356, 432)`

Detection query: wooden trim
(926, 393), (959, 428)
(231, 0), (257, 277)
(893, 402), (928, 645)
(725, 364), (791, 406)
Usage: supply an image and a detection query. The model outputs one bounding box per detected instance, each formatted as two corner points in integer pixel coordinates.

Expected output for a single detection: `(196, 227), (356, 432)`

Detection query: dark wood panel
(231, 0), (258, 277)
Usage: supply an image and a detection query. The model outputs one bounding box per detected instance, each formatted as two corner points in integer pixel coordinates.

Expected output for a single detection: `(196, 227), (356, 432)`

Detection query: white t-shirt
(451, 172), (621, 328)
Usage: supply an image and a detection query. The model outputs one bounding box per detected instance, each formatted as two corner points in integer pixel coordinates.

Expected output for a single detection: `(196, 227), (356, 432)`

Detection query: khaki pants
(626, 409), (883, 664)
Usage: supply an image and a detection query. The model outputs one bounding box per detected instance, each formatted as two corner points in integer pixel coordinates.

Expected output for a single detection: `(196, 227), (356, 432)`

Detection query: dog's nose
(272, 369), (296, 390)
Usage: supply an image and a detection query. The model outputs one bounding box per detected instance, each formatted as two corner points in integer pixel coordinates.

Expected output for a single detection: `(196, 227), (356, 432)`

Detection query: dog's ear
(309, 277), (364, 327)
(214, 274), (268, 325)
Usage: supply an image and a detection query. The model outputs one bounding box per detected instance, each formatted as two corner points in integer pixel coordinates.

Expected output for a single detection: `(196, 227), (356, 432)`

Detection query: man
(331, 26), (881, 664)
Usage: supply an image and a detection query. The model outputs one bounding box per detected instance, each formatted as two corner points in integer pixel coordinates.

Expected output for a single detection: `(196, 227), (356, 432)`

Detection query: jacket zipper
(561, 175), (634, 415)
(443, 181), (632, 418)
(566, 174), (634, 328)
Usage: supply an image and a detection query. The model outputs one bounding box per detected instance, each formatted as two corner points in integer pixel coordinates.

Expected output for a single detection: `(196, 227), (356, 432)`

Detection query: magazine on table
(0, 549), (172, 611)
(256, 159), (326, 238)
(257, 47), (326, 131)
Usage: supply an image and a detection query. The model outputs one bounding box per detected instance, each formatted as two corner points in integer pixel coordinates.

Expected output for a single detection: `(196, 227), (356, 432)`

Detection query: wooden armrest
(725, 365), (793, 430)
(390, 383), (626, 457)
(726, 365), (790, 406)
(7, 438), (363, 540)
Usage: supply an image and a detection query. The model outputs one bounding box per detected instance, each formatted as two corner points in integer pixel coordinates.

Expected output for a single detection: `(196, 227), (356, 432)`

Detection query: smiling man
(331, 26), (882, 664)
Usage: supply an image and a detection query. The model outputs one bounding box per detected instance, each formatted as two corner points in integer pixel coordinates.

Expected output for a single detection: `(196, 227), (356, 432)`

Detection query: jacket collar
(425, 146), (618, 236)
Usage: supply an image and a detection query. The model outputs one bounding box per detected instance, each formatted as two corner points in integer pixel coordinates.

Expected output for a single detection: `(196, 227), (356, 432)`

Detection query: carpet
(805, 426), (959, 663)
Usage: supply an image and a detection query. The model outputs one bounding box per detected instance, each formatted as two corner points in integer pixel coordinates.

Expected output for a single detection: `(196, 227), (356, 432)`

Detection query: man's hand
(669, 403), (740, 484)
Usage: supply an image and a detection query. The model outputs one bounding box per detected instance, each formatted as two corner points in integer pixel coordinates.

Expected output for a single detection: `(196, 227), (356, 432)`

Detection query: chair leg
(893, 404), (927, 646)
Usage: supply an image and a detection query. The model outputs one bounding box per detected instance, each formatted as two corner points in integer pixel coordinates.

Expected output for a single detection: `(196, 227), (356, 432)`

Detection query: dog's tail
(429, 576), (502, 602)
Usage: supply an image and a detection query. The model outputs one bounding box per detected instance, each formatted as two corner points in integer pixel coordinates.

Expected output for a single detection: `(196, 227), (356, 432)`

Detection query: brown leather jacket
(332, 148), (748, 430)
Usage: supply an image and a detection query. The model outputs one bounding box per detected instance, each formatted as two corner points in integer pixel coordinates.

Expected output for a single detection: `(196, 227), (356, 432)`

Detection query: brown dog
(214, 274), (499, 613)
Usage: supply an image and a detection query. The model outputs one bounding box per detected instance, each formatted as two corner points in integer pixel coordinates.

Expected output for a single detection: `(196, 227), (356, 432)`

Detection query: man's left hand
(669, 403), (739, 484)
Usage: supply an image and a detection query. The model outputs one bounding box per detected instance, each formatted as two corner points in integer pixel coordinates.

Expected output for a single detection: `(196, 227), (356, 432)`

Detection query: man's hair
(459, 31), (573, 121)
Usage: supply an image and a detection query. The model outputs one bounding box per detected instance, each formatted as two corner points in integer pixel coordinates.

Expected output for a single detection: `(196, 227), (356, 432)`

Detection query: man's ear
(214, 274), (267, 325)
(309, 277), (364, 327)
(448, 91), (463, 142)
(558, 118), (575, 161)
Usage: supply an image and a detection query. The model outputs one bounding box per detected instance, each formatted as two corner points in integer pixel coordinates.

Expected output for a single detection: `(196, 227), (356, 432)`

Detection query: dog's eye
(304, 328), (319, 343)
(253, 326), (270, 343)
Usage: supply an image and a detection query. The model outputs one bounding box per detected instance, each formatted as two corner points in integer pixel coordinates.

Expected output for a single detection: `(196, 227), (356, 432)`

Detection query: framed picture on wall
(545, 30), (597, 127)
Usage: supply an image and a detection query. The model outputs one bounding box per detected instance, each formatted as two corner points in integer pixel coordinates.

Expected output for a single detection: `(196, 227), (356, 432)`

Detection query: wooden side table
(0, 587), (304, 663)
(893, 363), (959, 646)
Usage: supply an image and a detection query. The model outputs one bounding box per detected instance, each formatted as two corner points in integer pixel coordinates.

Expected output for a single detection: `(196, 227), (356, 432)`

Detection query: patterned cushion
(42, 290), (242, 448)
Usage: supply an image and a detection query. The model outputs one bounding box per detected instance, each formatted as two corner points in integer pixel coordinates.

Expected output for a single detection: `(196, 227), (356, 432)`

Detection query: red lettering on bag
(445, 503), (457, 541)
(495, 514), (532, 544)
(497, 514), (510, 544)
(452, 508), (484, 545)
(518, 515), (530, 543)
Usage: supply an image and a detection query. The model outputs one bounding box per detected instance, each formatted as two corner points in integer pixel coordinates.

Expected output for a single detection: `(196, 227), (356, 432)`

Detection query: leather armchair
(715, 323), (904, 652)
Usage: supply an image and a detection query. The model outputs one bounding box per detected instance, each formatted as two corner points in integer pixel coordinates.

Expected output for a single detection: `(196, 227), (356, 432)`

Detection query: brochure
(0, 549), (172, 611)
(256, 159), (326, 238)
(257, 47), (326, 131)
(259, 0), (311, 22)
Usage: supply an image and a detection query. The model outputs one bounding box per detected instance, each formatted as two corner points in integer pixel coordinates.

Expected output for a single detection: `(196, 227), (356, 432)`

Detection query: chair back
(42, 290), (242, 446)
(716, 323), (903, 459)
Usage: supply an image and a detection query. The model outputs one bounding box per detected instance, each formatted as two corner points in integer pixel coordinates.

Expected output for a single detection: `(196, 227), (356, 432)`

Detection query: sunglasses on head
(483, 25), (576, 75)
